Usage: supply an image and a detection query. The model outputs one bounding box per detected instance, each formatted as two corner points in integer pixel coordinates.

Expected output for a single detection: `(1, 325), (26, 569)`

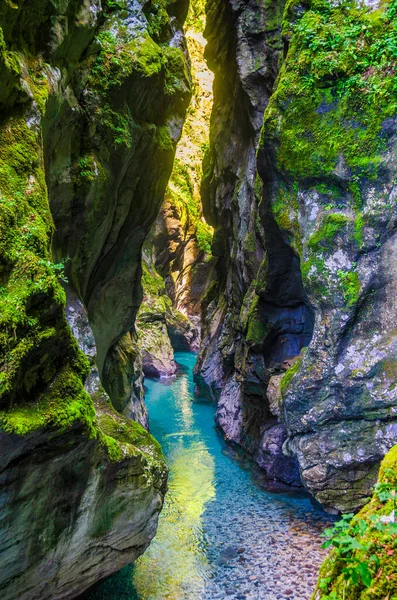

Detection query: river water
(84, 352), (332, 600)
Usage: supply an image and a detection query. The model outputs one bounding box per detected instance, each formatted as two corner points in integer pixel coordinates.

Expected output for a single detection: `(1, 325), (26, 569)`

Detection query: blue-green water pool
(83, 352), (332, 600)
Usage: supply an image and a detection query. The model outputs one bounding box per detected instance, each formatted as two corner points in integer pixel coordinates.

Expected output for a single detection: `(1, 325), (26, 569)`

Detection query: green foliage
(337, 269), (360, 307)
(319, 510), (397, 598)
(321, 514), (375, 591)
(262, 0), (397, 185)
(315, 445), (397, 599)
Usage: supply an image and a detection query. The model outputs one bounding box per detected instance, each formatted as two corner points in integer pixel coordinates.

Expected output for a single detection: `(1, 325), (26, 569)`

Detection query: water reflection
(132, 445), (215, 598)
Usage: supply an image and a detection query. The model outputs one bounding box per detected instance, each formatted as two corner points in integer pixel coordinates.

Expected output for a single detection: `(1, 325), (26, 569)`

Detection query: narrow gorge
(1, 1), (397, 599)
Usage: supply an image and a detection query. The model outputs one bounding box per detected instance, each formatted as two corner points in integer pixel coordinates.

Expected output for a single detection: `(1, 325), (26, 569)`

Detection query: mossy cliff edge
(197, 0), (397, 509)
(313, 446), (397, 598)
(0, 1), (190, 598)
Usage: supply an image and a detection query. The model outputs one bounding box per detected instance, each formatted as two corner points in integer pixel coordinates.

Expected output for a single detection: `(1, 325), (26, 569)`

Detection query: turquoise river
(82, 352), (333, 600)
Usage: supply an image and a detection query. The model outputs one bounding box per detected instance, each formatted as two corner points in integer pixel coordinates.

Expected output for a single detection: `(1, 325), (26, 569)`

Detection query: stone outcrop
(0, 396), (167, 600)
(195, 0), (303, 490)
(136, 249), (201, 379)
(0, 0), (189, 596)
(197, 0), (397, 510)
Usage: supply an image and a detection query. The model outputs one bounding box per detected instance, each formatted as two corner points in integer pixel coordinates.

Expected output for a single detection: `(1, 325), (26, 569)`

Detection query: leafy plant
(37, 258), (69, 283)
(319, 478), (397, 598)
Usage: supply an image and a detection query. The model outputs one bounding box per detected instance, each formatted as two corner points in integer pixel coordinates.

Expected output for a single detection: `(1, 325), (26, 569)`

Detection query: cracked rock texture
(196, 0), (397, 511)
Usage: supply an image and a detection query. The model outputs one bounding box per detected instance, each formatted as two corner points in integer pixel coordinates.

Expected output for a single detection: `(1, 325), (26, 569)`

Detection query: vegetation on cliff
(261, 0), (397, 305)
(166, 0), (213, 256)
(315, 447), (397, 599)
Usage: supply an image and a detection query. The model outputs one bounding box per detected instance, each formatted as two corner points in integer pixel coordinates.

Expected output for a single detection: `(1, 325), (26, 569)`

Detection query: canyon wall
(0, 0), (190, 597)
(137, 0), (215, 377)
(197, 0), (397, 511)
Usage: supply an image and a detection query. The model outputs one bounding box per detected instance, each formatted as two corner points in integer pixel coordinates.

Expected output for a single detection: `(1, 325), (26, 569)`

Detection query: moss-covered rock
(0, 0), (188, 597)
(194, 0), (310, 491)
(146, 0), (215, 324)
(196, 0), (397, 511)
(136, 250), (200, 379)
(256, 0), (397, 511)
(313, 445), (397, 599)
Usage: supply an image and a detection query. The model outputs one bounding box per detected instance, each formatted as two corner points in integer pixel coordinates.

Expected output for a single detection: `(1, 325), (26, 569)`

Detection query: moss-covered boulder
(0, 0), (189, 596)
(313, 445), (397, 598)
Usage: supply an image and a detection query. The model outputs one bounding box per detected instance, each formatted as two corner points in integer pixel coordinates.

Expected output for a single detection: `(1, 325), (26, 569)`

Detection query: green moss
(98, 412), (163, 457)
(280, 352), (305, 395)
(91, 31), (164, 91)
(163, 46), (191, 97)
(0, 26), (23, 109)
(101, 434), (124, 461)
(261, 0), (397, 183)
(0, 364), (94, 436)
(271, 183), (302, 256)
(0, 113), (90, 409)
(301, 254), (329, 298)
(354, 214), (365, 249)
(167, 158), (213, 255)
(308, 214), (350, 251)
(245, 295), (271, 345)
(337, 269), (360, 307)
(155, 125), (173, 151)
(98, 104), (135, 148)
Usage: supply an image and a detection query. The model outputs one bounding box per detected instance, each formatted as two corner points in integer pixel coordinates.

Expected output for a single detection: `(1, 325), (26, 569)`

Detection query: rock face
(136, 249), (201, 379)
(148, 4), (214, 323)
(196, 0), (303, 490)
(197, 0), (397, 510)
(0, 411), (167, 600)
(136, 0), (215, 378)
(44, 0), (191, 411)
(0, 0), (189, 597)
